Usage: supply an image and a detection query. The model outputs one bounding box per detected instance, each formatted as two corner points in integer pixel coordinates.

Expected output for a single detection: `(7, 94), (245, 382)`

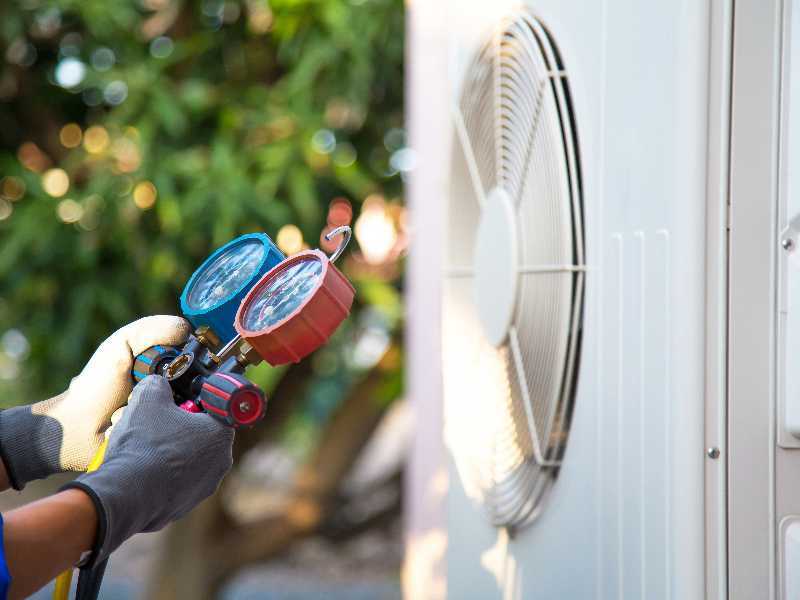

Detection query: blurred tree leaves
(0, 0), (404, 399)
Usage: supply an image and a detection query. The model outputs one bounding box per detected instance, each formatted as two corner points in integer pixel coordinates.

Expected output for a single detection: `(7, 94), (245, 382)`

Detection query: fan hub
(473, 187), (518, 346)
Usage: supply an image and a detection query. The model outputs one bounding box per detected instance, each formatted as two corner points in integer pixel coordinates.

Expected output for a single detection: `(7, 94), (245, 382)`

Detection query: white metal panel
(704, 2), (733, 598)
(404, 0), (450, 597)
(727, 1), (800, 598)
(781, 0), (800, 447)
(440, 1), (709, 599)
(776, 3), (800, 600)
(727, 0), (782, 598)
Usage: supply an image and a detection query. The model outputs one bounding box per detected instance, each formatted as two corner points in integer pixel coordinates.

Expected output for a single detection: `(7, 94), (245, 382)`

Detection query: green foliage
(0, 0), (404, 399)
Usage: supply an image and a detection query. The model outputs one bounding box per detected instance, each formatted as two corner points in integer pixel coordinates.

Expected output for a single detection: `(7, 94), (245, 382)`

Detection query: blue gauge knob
(132, 344), (179, 383)
(180, 233), (284, 343)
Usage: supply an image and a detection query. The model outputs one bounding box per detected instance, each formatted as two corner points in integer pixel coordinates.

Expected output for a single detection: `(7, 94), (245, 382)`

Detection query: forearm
(0, 460), (10, 493)
(4, 489), (97, 599)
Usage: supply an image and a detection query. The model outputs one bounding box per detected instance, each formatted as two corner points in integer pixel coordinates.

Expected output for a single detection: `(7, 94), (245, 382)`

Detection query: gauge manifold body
(235, 250), (355, 365)
(180, 233), (284, 343)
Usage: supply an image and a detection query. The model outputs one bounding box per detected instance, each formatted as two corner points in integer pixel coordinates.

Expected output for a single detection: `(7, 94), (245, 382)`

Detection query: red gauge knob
(234, 250), (355, 365)
(199, 372), (267, 428)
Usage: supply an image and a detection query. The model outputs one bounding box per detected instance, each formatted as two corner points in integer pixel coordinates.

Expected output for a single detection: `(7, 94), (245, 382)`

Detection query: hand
(63, 375), (234, 565)
(0, 316), (190, 489)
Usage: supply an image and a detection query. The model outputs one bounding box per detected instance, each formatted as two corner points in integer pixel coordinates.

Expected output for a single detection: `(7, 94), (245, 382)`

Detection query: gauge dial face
(241, 258), (323, 332)
(185, 240), (266, 311)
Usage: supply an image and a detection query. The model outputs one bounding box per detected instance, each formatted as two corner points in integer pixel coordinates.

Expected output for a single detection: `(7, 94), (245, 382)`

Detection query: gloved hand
(63, 375), (234, 565)
(0, 315), (190, 490)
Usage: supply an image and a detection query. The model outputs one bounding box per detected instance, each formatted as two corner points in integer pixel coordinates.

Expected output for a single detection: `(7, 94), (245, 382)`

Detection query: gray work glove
(63, 375), (234, 565)
(0, 316), (190, 490)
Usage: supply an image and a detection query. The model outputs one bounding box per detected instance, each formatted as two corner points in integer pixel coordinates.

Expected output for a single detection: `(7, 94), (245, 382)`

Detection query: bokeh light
(1, 329), (30, 361)
(325, 98), (364, 130)
(150, 36), (174, 59)
(389, 147), (416, 174)
(246, 0), (273, 33)
(327, 197), (353, 226)
(383, 128), (405, 152)
(112, 138), (142, 173)
(0, 177), (25, 201)
(56, 199), (83, 223)
(33, 8), (62, 39)
(320, 197), (354, 253)
(59, 123), (83, 148)
(311, 129), (336, 154)
(82, 87), (103, 106)
(17, 142), (50, 172)
(5, 39), (37, 68)
(133, 181), (157, 209)
(276, 224), (304, 255)
(223, 2), (241, 24)
(333, 142), (357, 167)
(115, 176), (134, 197)
(90, 47), (115, 71)
(83, 126), (110, 154)
(104, 81), (128, 105)
(203, 0), (224, 18)
(0, 199), (12, 221)
(55, 58), (86, 88)
(355, 195), (397, 265)
(59, 32), (82, 53)
(41, 168), (70, 197)
(77, 194), (102, 232)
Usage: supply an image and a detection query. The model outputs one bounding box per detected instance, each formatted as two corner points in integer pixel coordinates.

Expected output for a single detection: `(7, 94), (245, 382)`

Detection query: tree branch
(210, 347), (396, 578)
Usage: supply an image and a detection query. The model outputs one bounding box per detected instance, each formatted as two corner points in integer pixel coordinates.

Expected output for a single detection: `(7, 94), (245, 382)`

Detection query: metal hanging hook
(324, 225), (352, 264)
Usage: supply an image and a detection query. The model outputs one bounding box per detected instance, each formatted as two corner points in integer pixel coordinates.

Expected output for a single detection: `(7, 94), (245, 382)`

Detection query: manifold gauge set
(132, 226), (355, 428)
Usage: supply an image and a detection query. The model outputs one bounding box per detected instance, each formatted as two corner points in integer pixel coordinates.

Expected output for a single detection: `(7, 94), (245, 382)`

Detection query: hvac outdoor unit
(443, 11), (585, 531)
(406, 0), (800, 599)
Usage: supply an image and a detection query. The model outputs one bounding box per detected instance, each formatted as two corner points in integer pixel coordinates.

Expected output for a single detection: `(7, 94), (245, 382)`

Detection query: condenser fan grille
(444, 10), (584, 529)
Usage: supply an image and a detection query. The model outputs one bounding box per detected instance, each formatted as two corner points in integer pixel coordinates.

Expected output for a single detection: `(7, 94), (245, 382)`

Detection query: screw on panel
(707, 447), (721, 459)
(782, 238), (795, 252)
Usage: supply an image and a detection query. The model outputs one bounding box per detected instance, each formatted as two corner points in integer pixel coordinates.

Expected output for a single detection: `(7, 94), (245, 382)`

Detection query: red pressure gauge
(234, 227), (356, 365)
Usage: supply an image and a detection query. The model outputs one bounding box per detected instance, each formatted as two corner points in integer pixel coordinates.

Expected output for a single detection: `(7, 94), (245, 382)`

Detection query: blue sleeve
(0, 513), (10, 599)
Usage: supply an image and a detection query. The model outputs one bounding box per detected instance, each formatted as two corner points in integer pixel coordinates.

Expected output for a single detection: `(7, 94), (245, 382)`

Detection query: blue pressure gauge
(180, 233), (284, 343)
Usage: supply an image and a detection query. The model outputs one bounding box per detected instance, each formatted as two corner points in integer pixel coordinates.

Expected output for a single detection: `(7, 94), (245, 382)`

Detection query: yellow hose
(86, 441), (108, 473)
(52, 438), (109, 600)
(51, 570), (71, 600)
